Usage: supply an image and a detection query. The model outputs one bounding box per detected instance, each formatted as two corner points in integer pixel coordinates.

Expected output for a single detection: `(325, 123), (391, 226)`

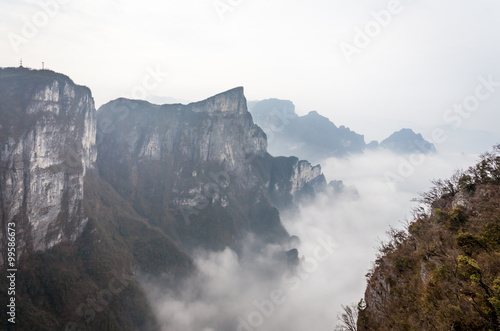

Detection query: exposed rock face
(290, 160), (323, 195)
(0, 68), (96, 262)
(254, 156), (326, 209)
(0, 69), (327, 330)
(98, 88), (266, 187)
(0, 69), (324, 260)
(96, 88), (325, 251)
(362, 263), (391, 327)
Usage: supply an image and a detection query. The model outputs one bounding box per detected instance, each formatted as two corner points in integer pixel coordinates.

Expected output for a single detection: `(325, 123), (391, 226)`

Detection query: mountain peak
(394, 128), (418, 136)
(304, 110), (331, 122)
(189, 86), (247, 114)
(380, 128), (436, 154)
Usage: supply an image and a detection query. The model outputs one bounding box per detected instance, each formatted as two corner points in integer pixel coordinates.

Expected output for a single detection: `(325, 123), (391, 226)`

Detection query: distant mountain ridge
(379, 128), (437, 154)
(248, 99), (436, 163)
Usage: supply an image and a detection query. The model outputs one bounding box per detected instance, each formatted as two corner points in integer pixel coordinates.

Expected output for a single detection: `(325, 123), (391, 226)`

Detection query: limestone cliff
(0, 68), (325, 261)
(0, 68), (96, 263)
(0, 68), (189, 330)
(96, 87), (326, 251)
(0, 68), (328, 330)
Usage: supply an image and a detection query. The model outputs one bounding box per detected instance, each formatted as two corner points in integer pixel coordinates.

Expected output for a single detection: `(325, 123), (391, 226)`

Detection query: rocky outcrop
(253, 156), (326, 209)
(0, 68), (324, 261)
(96, 88), (325, 251)
(290, 160), (323, 195)
(0, 68), (96, 262)
(359, 147), (500, 330)
(97, 88), (266, 187)
(0, 68), (330, 330)
(0, 68), (195, 330)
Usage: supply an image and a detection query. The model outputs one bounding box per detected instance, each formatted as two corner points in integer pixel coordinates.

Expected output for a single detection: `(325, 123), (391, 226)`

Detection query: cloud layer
(140, 149), (480, 331)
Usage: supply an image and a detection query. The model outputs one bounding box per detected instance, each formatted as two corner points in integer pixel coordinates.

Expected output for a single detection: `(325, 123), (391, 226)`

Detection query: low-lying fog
(141, 149), (480, 331)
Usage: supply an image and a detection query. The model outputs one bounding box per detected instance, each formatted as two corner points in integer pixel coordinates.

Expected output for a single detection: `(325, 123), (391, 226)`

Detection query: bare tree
(335, 302), (358, 331)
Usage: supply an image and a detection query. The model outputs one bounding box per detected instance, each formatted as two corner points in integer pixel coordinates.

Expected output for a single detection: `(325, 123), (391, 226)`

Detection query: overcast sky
(1, 0), (499, 142)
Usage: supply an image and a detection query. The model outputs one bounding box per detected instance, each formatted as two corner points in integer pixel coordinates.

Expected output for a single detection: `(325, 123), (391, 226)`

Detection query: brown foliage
(358, 145), (500, 330)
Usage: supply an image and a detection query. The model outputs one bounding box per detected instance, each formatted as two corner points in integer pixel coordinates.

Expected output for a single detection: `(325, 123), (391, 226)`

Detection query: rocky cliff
(96, 87), (326, 251)
(0, 68), (327, 330)
(0, 68), (194, 330)
(0, 68), (96, 262)
(358, 146), (500, 330)
(0, 68), (326, 267)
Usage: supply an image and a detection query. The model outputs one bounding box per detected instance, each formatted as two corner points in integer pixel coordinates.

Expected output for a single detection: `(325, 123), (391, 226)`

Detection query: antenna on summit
(42, 62), (44, 70)
(19, 59), (23, 68)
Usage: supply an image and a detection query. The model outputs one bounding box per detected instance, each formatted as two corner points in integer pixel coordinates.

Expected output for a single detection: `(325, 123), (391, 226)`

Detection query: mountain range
(2, 67), (486, 331)
(248, 99), (436, 164)
(0, 67), (325, 330)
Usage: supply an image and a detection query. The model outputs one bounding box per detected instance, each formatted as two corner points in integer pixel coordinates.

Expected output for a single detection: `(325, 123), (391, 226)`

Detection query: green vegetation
(351, 145), (500, 330)
(0, 172), (192, 330)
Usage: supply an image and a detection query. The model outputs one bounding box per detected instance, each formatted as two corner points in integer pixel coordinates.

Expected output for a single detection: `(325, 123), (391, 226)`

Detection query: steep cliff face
(98, 88), (266, 185)
(0, 68), (325, 266)
(0, 68), (192, 331)
(96, 87), (325, 251)
(250, 155), (326, 210)
(0, 70), (327, 329)
(0, 68), (96, 261)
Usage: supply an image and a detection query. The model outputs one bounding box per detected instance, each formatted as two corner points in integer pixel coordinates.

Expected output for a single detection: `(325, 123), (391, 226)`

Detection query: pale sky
(1, 0), (500, 142)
